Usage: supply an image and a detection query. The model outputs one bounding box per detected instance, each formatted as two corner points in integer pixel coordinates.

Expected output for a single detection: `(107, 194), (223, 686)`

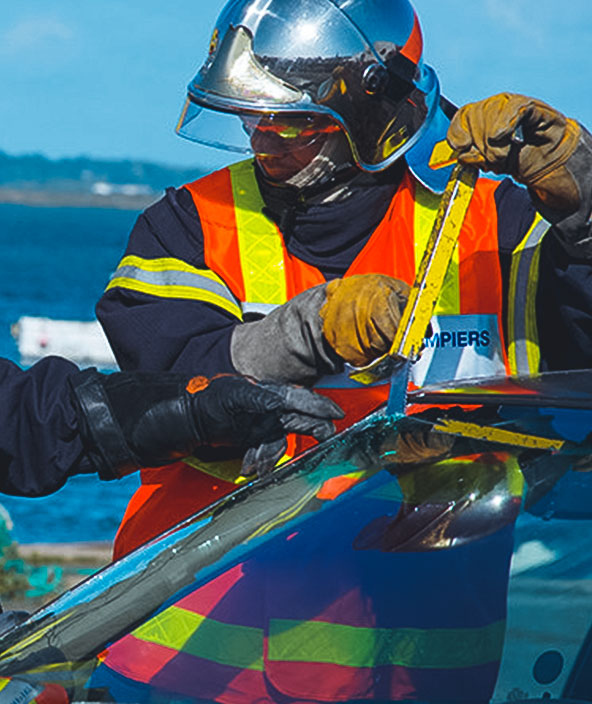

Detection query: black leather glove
(70, 369), (344, 479)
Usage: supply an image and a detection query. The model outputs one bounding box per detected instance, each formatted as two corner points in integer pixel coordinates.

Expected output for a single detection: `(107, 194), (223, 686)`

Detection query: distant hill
(0, 151), (205, 195)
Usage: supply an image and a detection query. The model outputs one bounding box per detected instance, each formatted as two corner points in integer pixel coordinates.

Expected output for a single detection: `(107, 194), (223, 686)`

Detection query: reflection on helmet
(176, 0), (440, 172)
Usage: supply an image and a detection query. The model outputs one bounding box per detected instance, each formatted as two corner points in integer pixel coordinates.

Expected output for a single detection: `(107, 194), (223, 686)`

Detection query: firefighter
(93, 1), (592, 701)
(97, 0), (592, 558)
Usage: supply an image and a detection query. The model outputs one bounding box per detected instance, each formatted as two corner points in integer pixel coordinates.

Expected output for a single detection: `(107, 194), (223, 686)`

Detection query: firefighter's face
(243, 114), (342, 181)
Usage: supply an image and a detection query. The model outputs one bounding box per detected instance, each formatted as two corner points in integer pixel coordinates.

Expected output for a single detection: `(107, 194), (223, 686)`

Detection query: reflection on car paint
(0, 371), (592, 702)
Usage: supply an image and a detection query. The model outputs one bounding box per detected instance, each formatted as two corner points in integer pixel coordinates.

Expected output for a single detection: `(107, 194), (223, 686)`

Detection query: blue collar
(405, 101), (455, 194)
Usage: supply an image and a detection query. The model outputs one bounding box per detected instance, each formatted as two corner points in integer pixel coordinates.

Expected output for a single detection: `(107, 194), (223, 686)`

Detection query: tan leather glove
(319, 274), (410, 367)
(389, 430), (454, 467)
(447, 93), (582, 211)
(378, 423), (455, 469)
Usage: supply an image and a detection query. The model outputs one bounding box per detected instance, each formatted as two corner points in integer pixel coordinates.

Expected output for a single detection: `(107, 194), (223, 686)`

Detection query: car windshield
(2, 370), (592, 703)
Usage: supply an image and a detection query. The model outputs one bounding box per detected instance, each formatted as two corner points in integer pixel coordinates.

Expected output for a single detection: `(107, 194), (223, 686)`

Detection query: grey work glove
(231, 284), (342, 385)
(231, 274), (410, 385)
(70, 369), (343, 479)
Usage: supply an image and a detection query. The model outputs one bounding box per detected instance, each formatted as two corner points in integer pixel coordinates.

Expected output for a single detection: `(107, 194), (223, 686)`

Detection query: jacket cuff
(534, 124), (592, 259)
(69, 369), (139, 480)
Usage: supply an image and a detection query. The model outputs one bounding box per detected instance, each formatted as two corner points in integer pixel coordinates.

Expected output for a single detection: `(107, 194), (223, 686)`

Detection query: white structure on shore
(11, 316), (118, 369)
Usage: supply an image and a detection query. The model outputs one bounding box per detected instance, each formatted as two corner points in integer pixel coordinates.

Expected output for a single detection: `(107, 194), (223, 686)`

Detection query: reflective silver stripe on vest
(106, 256), (242, 319)
(112, 264), (237, 300)
(509, 216), (550, 375)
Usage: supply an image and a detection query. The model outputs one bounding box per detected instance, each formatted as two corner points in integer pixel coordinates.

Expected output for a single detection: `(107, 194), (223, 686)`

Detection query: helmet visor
(177, 101), (346, 158)
(177, 0), (439, 171)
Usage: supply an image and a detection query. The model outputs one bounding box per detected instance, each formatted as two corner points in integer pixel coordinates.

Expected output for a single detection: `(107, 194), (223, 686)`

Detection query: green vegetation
(0, 543), (30, 598)
(0, 150), (204, 193)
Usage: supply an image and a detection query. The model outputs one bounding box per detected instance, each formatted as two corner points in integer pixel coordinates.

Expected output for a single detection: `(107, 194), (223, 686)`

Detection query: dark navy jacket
(0, 356), (89, 497)
(96, 169), (592, 376)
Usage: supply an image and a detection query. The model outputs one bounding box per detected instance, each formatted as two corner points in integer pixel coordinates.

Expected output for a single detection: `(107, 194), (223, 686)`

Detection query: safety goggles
(242, 114), (342, 141)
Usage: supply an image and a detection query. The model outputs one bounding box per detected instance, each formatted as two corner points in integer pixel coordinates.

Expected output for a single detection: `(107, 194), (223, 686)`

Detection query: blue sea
(0, 203), (143, 543)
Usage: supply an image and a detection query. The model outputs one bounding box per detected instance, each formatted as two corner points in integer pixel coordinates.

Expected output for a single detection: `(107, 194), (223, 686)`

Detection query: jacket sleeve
(96, 187), (242, 376)
(494, 178), (592, 371)
(0, 356), (90, 497)
(533, 123), (592, 259)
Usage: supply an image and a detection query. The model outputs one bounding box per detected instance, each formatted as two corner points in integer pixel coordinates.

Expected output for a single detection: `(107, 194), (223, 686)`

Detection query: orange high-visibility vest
(113, 159), (547, 560)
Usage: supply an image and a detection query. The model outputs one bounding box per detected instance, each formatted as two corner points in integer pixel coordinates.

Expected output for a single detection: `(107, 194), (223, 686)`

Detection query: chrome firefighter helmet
(176, 0), (442, 173)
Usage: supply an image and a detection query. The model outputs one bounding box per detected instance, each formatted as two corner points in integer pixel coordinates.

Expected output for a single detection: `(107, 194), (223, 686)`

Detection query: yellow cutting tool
(349, 161), (479, 414)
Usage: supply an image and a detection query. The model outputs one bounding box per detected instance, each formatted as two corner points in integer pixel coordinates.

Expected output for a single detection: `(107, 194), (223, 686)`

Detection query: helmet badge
(209, 28), (220, 57)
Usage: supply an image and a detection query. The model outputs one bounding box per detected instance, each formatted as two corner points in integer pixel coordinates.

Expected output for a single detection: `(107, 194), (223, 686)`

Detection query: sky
(1, 1), (591, 170)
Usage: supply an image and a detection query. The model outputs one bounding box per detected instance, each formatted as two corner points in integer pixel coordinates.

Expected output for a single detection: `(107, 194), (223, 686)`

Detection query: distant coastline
(0, 187), (158, 210)
(0, 150), (203, 210)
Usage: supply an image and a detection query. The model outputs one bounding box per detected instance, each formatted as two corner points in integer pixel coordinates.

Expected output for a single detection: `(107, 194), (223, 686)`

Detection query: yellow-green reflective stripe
(433, 419), (564, 452)
(133, 606), (264, 671)
(183, 455), (243, 483)
(413, 180), (460, 316)
(397, 453), (524, 503)
(110, 255), (225, 277)
(229, 161), (287, 305)
(106, 255), (242, 319)
(507, 455), (526, 497)
(507, 214), (549, 375)
(268, 618), (506, 669)
(443, 453), (524, 498)
(133, 608), (505, 672)
(247, 485), (320, 540)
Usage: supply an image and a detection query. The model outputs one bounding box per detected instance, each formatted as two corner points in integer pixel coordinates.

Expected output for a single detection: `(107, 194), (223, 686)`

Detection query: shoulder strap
(228, 160), (288, 305)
